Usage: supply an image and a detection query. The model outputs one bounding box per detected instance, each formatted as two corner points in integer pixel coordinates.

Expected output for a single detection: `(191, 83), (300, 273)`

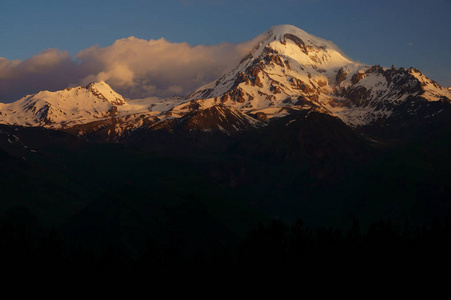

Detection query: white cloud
(0, 35), (262, 102)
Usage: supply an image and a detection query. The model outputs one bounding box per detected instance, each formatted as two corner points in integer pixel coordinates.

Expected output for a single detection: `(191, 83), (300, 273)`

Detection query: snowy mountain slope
(326, 66), (451, 126)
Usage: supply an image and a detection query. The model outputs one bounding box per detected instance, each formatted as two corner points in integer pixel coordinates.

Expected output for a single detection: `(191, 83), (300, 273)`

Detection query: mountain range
(1, 25), (449, 141)
(1, 25), (450, 257)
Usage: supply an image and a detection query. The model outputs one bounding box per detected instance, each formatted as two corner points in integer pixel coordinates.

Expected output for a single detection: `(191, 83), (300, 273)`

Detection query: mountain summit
(187, 24), (358, 115)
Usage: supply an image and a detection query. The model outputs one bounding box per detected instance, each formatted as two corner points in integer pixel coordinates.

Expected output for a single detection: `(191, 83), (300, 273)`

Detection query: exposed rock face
(180, 104), (263, 134)
(282, 33), (308, 55)
(251, 112), (268, 122)
(290, 78), (316, 94)
(64, 113), (159, 141)
(351, 71), (366, 84)
(109, 106), (119, 117)
(336, 67), (347, 85)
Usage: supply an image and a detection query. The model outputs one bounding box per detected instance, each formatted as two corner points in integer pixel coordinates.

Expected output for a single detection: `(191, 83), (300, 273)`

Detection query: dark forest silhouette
(2, 208), (450, 284)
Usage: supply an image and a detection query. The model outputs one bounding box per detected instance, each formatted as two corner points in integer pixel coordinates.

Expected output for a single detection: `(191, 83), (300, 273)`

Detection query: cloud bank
(0, 36), (261, 103)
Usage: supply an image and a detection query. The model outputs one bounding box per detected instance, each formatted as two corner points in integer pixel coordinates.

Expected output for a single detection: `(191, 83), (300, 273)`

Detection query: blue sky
(0, 0), (449, 101)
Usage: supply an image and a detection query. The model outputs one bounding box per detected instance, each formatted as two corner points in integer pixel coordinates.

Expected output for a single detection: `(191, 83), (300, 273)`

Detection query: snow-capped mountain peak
(0, 82), (127, 128)
(266, 25), (353, 67)
(187, 25), (360, 119)
(86, 81), (127, 106)
(267, 25), (348, 54)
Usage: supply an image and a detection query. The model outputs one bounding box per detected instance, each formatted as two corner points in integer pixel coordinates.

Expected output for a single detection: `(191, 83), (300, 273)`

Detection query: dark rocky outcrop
(336, 67), (348, 85)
